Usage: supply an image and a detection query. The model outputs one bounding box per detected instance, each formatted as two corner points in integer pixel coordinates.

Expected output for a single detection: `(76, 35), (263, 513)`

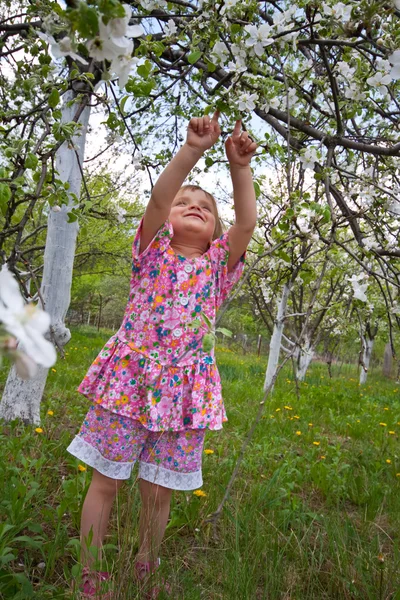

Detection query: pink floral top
(77, 218), (245, 431)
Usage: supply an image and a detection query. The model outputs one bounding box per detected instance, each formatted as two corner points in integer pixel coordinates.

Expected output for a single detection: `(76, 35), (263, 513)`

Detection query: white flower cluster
(221, 0), (241, 16)
(348, 273), (368, 303)
(244, 24), (274, 58)
(321, 2), (352, 22)
(299, 147), (319, 170)
(40, 4), (144, 89)
(139, 0), (166, 9)
(0, 265), (57, 379)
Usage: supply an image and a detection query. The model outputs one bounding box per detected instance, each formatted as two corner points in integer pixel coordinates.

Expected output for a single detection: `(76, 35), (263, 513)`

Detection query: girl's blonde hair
(178, 184), (224, 240)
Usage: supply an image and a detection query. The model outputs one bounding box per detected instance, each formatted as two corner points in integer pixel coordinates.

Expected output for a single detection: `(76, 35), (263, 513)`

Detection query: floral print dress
(77, 218), (245, 432)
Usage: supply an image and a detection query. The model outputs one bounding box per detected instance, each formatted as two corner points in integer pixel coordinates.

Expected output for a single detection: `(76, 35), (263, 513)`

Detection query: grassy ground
(0, 326), (400, 599)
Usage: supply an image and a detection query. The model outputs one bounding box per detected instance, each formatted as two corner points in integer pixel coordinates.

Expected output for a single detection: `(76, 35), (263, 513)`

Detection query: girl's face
(169, 189), (216, 244)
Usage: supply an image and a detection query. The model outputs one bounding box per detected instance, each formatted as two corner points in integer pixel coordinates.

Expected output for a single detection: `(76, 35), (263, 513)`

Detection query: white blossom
(108, 4), (143, 38)
(244, 24), (274, 57)
(115, 206), (127, 223)
(344, 83), (366, 101)
(110, 42), (140, 88)
(139, 0), (166, 9)
(348, 274), (368, 303)
(321, 2), (352, 21)
(388, 50), (400, 80)
(0, 265), (57, 370)
(299, 147), (319, 170)
(163, 19), (177, 37)
(221, 0), (241, 15)
(37, 32), (88, 65)
(212, 41), (229, 65)
(336, 61), (355, 78)
(237, 92), (258, 112)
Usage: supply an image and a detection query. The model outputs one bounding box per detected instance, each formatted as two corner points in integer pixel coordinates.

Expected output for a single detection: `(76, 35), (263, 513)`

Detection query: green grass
(1, 326), (400, 598)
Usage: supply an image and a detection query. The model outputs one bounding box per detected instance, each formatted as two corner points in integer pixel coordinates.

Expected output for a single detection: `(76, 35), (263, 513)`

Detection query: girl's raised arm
(224, 120), (258, 271)
(139, 112), (221, 253)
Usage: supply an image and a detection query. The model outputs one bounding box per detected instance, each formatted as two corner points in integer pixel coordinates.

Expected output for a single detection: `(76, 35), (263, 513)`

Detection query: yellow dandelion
(384, 407), (389, 411)
(308, 423), (313, 427)
(356, 419), (360, 423)
(389, 431), (395, 435)
(294, 415), (300, 419)
(193, 489), (207, 497)
(35, 427), (43, 433)
(396, 473), (400, 478)
(320, 456), (326, 459)
(47, 410), (54, 416)
(275, 408), (281, 412)
(78, 465), (87, 472)
(270, 415), (275, 419)
(313, 441), (320, 446)
(295, 431), (302, 436)
(284, 406), (292, 410)
(204, 449), (214, 455)
(379, 423), (387, 427)
(51, 368), (57, 373)
(386, 459), (392, 464)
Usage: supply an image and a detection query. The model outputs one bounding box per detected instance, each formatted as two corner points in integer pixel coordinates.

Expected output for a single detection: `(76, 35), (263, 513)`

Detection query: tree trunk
(0, 90), (91, 424)
(296, 335), (314, 381)
(359, 337), (374, 385)
(383, 342), (392, 378)
(264, 282), (291, 392)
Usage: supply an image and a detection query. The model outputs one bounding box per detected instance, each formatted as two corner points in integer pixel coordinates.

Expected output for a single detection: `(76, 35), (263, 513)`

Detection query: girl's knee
(139, 479), (172, 506)
(91, 469), (125, 497)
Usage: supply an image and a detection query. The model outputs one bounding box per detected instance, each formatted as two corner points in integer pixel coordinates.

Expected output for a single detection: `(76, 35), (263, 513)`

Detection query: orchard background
(0, 0), (400, 598)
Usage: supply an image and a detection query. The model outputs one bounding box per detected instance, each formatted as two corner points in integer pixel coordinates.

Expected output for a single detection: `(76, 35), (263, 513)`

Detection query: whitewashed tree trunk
(359, 337), (374, 385)
(264, 282), (291, 391)
(296, 335), (314, 381)
(0, 91), (91, 424)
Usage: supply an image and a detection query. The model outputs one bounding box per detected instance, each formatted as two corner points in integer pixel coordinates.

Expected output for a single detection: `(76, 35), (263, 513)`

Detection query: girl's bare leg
(80, 469), (125, 568)
(136, 479), (173, 564)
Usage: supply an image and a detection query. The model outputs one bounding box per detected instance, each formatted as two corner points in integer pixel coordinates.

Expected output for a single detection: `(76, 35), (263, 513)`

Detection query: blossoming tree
(1, 0), (399, 422)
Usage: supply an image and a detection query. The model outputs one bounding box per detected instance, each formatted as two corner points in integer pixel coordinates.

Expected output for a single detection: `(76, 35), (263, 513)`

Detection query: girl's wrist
(229, 162), (252, 171)
(184, 142), (205, 159)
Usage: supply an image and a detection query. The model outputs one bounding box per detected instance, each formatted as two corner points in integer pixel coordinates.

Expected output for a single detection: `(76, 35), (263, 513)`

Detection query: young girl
(67, 110), (257, 598)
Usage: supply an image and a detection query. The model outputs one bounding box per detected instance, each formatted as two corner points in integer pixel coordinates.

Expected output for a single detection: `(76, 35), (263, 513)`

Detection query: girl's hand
(186, 110), (221, 153)
(225, 120), (258, 168)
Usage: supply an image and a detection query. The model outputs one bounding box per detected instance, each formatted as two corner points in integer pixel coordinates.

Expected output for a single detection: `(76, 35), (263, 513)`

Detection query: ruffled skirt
(77, 334), (227, 432)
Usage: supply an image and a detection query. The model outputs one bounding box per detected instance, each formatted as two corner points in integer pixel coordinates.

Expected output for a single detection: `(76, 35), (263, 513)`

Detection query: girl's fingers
(198, 117), (203, 136)
(204, 115), (210, 130)
(190, 117), (198, 132)
(233, 119), (242, 137)
(211, 110), (220, 122)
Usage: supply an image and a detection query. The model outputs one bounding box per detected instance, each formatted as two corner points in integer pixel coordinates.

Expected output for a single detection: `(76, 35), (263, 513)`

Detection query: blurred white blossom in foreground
(0, 265), (57, 379)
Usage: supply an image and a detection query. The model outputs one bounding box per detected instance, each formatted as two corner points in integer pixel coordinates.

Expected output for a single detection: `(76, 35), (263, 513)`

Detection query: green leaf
(279, 251), (291, 263)
(137, 60), (152, 79)
(253, 181), (261, 198)
(215, 327), (232, 338)
(202, 333), (215, 352)
(205, 156), (213, 168)
(78, 5), (99, 38)
(187, 50), (202, 64)
(67, 211), (78, 223)
(0, 183), (11, 216)
(25, 153), (38, 170)
(48, 88), (60, 109)
(119, 95), (129, 116)
(202, 313), (212, 329)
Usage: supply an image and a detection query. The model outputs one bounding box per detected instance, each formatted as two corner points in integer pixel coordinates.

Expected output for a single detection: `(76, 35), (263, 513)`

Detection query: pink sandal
(135, 559), (170, 599)
(79, 566), (113, 599)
